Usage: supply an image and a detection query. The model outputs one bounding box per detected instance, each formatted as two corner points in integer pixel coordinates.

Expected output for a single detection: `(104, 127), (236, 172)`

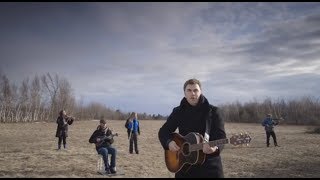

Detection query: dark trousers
(58, 136), (67, 149)
(266, 131), (277, 146)
(127, 130), (131, 139)
(175, 156), (224, 178)
(129, 132), (139, 154)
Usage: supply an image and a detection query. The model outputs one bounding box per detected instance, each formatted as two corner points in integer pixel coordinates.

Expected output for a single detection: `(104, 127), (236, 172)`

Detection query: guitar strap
(204, 107), (213, 143)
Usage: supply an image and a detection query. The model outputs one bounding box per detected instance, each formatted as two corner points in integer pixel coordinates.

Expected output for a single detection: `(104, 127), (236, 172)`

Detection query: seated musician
(89, 119), (117, 174)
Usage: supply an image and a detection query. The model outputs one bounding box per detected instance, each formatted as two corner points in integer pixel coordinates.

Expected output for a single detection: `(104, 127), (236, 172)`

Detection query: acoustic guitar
(164, 132), (251, 173)
(95, 133), (118, 147)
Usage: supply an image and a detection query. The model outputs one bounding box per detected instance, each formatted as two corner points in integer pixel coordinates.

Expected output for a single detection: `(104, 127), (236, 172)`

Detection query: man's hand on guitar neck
(168, 141), (180, 152)
(203, 143), (218, 154)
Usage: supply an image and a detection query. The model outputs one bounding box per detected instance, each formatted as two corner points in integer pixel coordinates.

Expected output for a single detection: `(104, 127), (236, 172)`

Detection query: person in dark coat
(89, 119), (117, 174)
(158, 78), (226, 178)
(55, 109), (74, 150)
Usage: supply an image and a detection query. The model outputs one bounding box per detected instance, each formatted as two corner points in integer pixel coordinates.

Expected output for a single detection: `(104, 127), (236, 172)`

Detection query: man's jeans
(97, 146), (117, 170)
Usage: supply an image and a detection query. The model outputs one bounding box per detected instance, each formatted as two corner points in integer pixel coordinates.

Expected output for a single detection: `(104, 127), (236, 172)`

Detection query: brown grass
(0, 120), (319, 178)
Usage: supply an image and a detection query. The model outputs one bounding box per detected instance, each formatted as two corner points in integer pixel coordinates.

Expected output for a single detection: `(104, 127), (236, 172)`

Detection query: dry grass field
(0, 120), (319, 178)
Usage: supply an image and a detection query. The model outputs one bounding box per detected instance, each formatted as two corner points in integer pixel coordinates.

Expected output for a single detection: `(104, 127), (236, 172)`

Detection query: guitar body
(165, 132), (205, 173)
(163, 132), (251, 173)
(95, 133), (118, 148)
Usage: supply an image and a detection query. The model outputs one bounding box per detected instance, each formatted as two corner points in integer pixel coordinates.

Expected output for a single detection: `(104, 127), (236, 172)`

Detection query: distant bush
(306, 127), (320, 134)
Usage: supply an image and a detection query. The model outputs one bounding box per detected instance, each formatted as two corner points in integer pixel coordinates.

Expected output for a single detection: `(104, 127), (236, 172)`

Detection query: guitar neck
(189, 139), (229, 152)
(96, 134), (116, 144)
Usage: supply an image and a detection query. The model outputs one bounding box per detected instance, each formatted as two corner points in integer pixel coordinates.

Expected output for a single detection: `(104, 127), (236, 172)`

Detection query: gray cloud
(1, 2), (320, 115)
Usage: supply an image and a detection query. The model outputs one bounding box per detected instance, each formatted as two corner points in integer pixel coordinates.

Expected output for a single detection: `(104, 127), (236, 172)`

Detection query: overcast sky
(1, 2), (320, 116)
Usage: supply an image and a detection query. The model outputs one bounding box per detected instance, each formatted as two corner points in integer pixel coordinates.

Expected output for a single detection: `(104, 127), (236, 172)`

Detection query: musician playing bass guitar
(158, 79), (226, 178)
(89, 119), (118, 174)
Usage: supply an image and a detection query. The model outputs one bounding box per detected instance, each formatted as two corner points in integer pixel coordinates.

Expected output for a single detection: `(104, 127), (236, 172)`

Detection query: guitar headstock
(229, 132), (252, 146)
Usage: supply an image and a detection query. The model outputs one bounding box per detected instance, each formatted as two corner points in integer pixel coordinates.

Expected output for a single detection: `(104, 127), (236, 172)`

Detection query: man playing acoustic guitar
(89, 119), (118, 174)
(158, 78), (226, 178)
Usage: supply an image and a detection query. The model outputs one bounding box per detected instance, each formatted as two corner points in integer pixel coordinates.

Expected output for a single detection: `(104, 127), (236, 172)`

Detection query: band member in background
(55, 109), (74, 150)
(125, 112), (140, 154)
(262, 114), (281, 147)
(89, 119), (117, 174)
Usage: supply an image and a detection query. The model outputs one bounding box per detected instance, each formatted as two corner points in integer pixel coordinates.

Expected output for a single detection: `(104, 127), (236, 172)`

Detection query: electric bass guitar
(164, 132), (251, 173)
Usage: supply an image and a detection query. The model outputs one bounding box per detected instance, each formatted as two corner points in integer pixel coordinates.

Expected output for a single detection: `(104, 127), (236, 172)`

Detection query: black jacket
(158, 94), (226, 178)
(55, 116), (74, 137)
(89, 126), (114, 151)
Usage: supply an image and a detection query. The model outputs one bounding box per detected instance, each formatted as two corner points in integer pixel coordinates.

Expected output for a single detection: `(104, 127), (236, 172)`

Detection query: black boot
(110, 167), (117, 174)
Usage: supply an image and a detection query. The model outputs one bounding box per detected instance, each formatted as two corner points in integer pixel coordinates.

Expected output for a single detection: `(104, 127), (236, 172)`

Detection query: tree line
(219, 96), (320, 125)
(1, 72), (319, 125)
(0, 72), (166, 123)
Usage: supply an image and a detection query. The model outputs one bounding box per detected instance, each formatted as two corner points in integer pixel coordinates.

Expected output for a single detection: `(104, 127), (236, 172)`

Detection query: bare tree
(30, 75), (42, 122)
(18, 78), (30, 122)
(0, 72), (163, 123)
(1, 75), (13, 122)
(41, 73), (60, 121)
(56, 77), (76, 116)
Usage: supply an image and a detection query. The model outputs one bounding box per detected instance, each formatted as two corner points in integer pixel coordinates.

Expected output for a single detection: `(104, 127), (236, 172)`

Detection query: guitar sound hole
(181, 143), (190, 156)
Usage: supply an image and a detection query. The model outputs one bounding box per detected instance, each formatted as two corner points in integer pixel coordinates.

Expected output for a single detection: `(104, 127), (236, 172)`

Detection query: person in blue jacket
(262, 114), (281, 147)
(125, 112), (140, 154)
